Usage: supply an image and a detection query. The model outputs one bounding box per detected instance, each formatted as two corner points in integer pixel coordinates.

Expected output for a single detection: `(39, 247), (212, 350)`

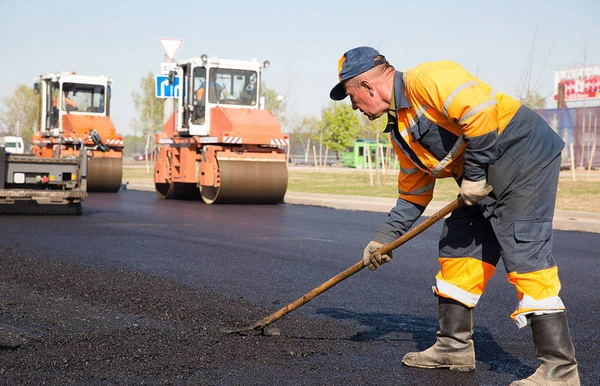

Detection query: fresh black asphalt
(0, 190), (597, 385)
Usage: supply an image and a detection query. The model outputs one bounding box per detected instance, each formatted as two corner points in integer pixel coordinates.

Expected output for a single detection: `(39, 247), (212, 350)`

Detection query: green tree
(320, 102), (361, 162)
(359, 114), (389, 141)
(0, 84), (40, 146)
(261, 82), (285, 121)
(260, 81), (290, 141)
(122, 135), (147, 157)
(131, 72), (164, 138)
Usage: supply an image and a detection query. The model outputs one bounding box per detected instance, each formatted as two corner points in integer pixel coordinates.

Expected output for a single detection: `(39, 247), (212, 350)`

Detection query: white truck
(0, 136), (25, 154)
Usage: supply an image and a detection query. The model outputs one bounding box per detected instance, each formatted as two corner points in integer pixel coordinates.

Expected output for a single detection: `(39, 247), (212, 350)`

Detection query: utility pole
(557, 81), (567, 109)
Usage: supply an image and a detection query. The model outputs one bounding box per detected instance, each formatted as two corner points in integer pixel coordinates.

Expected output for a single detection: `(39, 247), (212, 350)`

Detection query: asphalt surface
(125, 178), (600, 234)
(0, 187), (598, 385)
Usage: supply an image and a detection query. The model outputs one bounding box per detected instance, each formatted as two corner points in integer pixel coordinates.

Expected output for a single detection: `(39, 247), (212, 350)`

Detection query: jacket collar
(384, 71), (411, 133)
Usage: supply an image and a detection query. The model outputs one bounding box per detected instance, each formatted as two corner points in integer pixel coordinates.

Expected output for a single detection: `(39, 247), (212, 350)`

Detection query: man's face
(345, 80), (387, 121)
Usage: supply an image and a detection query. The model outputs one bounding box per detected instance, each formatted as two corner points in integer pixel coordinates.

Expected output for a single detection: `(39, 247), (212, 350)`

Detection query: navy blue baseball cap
(329, 46), (387, 101)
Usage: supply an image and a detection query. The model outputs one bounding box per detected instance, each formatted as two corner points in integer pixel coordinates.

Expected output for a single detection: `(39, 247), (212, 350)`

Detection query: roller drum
(200, 159), (287, 204)
(87, 157), (123, 193)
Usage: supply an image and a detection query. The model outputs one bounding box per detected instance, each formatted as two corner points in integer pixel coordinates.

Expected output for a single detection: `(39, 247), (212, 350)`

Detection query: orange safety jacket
(195, 81), (225, 102)
(388, 60), (522, 207)
(373, 61), (563, 244)
(52, 95), (77, 108)
(196, 88), (205, 100)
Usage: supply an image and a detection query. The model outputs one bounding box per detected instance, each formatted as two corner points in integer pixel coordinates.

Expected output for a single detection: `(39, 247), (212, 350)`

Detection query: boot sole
(449, 364), (476, 372)
(402, 362), (476, 372)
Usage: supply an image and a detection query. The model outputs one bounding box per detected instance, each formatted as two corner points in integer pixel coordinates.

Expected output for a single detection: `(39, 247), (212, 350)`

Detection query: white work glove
(460, 179), (493, 206)
(363, 241), (393, 271)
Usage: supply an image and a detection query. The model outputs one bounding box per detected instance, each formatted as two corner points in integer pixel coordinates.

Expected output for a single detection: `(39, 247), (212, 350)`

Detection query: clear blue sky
(1, 0), (598, 136)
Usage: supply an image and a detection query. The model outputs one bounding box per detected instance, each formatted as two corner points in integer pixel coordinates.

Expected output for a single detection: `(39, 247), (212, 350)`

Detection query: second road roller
(154, 55), (289, 204)
(32, 72), (124, 193)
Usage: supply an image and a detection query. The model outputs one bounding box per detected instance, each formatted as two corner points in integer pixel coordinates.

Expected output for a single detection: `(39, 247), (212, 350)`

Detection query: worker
(195, 83), (206, 101)
(240, 73), (257, 104)
(52, 87), (77, 112)
(329, 46), (579, 385)
(195, 73), (228, 102)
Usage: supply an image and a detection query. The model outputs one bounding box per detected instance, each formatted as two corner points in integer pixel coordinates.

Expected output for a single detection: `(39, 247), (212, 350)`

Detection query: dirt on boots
(402, 296), (476, 372)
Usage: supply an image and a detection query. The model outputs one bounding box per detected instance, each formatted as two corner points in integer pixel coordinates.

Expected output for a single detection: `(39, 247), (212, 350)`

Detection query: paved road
(0, 190), (598, 385)
(125, 179), (600, 234)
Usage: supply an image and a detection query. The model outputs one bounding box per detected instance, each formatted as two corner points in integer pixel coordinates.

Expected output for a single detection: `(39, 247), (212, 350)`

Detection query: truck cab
(1, 136), (24, 154)
(34, 72), (111, 138)
(172, 56), (268, 137)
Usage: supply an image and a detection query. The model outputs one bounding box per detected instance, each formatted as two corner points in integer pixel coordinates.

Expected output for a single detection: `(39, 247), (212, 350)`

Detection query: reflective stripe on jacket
(373, 61), (564, 245)
(387, 60), (522, 207)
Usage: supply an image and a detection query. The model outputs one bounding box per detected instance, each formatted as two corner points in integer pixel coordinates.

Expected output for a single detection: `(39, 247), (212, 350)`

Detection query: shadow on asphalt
(316, 307), (535, 379)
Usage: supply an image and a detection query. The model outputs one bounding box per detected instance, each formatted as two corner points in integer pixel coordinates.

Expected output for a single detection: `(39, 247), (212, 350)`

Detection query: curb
(284, 192), (600, 234)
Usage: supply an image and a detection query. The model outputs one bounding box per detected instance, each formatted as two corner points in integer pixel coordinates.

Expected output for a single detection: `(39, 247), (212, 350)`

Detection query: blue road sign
(155, 75), (182, 98)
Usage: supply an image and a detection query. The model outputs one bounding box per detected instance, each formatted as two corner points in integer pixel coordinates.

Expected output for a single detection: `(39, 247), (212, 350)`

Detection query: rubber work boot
(402, 296), (476, 372)
(510, 312), (580, 386)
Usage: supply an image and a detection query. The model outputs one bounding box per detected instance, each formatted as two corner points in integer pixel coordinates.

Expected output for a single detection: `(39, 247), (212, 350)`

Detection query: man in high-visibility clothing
(193, 75), (227, 125)
(330, 46), (579, 385)
(195, 74), (228, 102)
(52, 88), (77, 111)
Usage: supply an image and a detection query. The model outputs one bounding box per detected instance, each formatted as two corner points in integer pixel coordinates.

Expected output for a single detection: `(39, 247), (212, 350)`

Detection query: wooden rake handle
(244, 196), (464, 332)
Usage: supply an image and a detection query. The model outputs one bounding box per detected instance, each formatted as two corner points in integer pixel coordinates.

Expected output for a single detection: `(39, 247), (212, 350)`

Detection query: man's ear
(361, 80), (374, 96)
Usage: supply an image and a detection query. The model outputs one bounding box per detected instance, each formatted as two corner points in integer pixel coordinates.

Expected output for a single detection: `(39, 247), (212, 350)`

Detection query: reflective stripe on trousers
(434, 155), (565, 328)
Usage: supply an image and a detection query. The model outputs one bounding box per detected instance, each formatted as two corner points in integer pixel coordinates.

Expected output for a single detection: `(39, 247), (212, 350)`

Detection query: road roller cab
(154, 55), (289, 204)
(32, 72), (124, 192)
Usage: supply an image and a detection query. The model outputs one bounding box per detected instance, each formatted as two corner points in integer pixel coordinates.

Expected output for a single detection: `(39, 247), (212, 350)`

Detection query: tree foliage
(520, 91), (546, 110)
(123, 135), (147, 156)
(261, 82), (285, 125)
(320, 102), (361, 158)
(131, 72), (164, 137)
(359, 114), (389, 142)
(0, 84), (40, 145)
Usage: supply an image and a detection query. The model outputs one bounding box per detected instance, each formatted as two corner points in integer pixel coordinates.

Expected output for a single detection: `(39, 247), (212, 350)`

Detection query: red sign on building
(554, 66), (600, 101)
